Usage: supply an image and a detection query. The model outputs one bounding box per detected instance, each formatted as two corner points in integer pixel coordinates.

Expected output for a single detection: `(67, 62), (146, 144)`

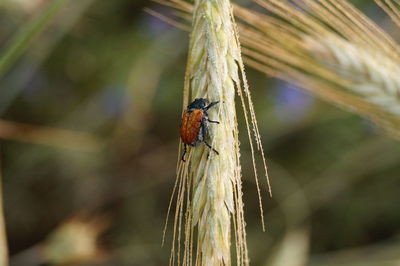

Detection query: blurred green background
(1, 0), (400, 265)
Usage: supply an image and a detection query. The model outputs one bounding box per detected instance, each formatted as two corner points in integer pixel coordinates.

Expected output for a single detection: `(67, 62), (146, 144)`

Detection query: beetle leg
(201, 117), (209, 140)
(207, 118), (219, 124)
(204, 141), (219, 155)
(201, 118), (218, 154)
(181, 144), (187, 162)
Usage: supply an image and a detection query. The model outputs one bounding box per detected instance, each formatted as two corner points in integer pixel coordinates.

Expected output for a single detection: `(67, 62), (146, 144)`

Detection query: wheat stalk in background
(237, 0), (400, 137)
(303, 36), (400, 116)
(157, 0), (400, 139)
(0, 160), (9, 266)
(243, 0), (400, 132)
(162, 0), (271, 265)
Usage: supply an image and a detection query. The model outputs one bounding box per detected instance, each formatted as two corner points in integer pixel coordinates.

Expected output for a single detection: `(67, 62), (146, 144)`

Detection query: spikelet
(163, 0), (271, 265)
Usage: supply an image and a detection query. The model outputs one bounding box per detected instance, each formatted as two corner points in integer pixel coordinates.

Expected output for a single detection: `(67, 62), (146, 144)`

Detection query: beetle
(179, 98), (220, 162)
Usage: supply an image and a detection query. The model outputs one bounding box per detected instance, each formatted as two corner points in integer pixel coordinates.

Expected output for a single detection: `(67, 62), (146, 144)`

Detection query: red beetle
(180, 98), (220, 162)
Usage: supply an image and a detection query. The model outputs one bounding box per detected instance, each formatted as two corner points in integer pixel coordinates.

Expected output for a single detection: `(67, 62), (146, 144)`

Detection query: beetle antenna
(205, 101), (220, 110)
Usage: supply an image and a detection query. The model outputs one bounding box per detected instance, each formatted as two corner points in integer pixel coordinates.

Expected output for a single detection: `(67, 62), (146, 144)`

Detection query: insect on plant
(179, 98), (220, 162)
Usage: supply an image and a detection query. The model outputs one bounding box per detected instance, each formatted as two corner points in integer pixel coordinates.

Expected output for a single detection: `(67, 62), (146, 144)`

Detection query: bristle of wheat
(375, 0), (400, 29)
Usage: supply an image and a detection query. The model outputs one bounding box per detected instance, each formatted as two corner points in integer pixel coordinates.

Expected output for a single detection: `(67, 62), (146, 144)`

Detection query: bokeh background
(1, 0), (400, 265)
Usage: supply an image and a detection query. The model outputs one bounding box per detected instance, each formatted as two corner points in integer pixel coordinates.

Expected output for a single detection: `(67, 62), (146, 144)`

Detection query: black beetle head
(188, 98), (208, 110)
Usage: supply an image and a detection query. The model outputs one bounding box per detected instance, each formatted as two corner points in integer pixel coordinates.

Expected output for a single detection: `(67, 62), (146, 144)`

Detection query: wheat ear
(165, 0), (271, 265)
